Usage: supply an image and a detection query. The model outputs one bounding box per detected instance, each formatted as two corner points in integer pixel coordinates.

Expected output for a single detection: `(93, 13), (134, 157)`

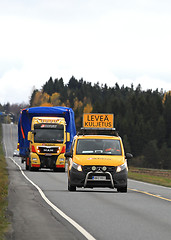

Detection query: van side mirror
(125, 153), (133, 159)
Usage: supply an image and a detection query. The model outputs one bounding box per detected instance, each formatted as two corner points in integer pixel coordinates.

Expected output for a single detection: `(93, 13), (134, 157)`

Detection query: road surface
(3, 123), (171, 240)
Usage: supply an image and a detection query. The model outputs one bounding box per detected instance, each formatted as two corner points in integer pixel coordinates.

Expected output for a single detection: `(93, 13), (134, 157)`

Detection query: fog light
(102, 166), (107, 172)
(92, 166), (96, 171)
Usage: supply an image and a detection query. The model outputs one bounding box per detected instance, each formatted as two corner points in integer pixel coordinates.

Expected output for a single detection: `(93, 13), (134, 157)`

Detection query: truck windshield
(34, 124), (64, 143)
(76, 139), (122, 155)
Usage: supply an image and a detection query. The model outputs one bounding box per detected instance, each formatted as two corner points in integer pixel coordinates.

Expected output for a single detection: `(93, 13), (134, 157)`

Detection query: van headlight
(116, 162), (127, 173)
(72, 162), (83, 172)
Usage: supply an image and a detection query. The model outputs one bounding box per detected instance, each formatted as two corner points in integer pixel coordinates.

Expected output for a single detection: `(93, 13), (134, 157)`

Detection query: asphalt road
(3, 123), (171, 240)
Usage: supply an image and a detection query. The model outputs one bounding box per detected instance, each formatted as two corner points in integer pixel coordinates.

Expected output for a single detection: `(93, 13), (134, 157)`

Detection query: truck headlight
(72, 162), (83, 172)
(59, 158), (65, 162)
(116, 162), (127, 173)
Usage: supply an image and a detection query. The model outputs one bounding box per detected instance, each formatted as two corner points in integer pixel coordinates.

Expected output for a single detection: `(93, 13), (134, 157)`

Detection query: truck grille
(38, 146), (59, 153)
(39, 155), (57, 168)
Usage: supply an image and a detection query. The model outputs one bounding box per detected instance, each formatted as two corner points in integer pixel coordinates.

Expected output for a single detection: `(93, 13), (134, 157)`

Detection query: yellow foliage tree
(32, 91), (42, 106)
(51, 92), (61, 106)
(42, 92), (50, 104)
(40, 102), (53, 107)
(32, 91), (51, 107)
(73, 98), (83, 111)
(162, 90), (171, 104)
(73, 97), (84, 128)
(83, 103), (93, 113)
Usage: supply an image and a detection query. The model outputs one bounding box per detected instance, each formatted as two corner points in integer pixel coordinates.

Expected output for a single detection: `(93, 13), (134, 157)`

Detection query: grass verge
(128, 167), (171, 188)
(0, 124), (8, 240)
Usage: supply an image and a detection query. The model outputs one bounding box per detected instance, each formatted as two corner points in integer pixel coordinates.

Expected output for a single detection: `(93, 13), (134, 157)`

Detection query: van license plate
(92, 176), (106, 180)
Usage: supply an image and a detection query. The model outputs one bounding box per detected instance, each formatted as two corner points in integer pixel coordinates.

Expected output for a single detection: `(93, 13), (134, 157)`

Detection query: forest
(1, 76), (171, 169)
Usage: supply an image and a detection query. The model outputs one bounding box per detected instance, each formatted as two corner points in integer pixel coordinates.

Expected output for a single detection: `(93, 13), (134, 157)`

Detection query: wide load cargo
(18, 106), (76, 171)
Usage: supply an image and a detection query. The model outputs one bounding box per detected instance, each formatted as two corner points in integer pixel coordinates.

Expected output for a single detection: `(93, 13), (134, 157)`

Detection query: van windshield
(34, 124), (64, 143)
(76, 139), (122, 155)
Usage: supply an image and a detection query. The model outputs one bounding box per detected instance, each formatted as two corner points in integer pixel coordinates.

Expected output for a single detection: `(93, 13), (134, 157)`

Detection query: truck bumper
(30, 153), (65, 170)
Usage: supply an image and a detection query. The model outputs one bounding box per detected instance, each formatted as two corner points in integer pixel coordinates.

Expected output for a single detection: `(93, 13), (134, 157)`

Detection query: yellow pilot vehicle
(66, 113), (133, 192)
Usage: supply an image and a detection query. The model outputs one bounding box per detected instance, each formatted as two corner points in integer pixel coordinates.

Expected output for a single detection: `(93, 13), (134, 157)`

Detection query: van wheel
(117, 186), (127, 193)
(68, 180), (76, 191)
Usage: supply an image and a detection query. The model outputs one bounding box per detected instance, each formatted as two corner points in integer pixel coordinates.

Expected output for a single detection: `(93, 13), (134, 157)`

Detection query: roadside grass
(0, 125), (8, 240)
(128, 167), (171, 188)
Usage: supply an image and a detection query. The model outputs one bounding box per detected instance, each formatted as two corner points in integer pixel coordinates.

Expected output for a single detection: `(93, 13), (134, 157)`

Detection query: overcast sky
(0, 0), (171, 104)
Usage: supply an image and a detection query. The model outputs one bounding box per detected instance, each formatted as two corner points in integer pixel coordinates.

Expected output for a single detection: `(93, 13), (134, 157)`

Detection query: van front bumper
(68, 166), (127, 189)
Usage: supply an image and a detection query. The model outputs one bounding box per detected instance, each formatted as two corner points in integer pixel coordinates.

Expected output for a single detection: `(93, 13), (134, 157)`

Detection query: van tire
(68, 180), (76, 191)
(117, 186), (127, 193)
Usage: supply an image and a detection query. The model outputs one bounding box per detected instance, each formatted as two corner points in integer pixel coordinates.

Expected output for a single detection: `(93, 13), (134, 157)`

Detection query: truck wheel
(117, 186), (127, 193)
(29, 160), (34, 171)
(68, 180), (76, 191)
(25, 158), (29, 170)
(53, 168), (59, 172)
(26, 163), (29, 170)
(53, 167), (65, 172)
(34, 167), (39, 171)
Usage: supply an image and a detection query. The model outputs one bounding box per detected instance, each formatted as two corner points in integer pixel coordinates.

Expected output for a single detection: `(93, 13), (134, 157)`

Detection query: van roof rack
(77, 127), (119, 136)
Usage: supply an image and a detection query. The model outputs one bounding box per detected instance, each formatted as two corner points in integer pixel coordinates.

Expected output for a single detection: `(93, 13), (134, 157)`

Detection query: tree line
(1, 76), (171, 169)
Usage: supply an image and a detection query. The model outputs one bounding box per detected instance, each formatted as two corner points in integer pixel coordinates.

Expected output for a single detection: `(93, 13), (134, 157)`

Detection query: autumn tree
(51, 92), (61, 106)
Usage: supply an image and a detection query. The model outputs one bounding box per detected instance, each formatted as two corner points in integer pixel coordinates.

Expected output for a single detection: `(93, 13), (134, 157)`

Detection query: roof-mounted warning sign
(83, 113), (114, 129)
